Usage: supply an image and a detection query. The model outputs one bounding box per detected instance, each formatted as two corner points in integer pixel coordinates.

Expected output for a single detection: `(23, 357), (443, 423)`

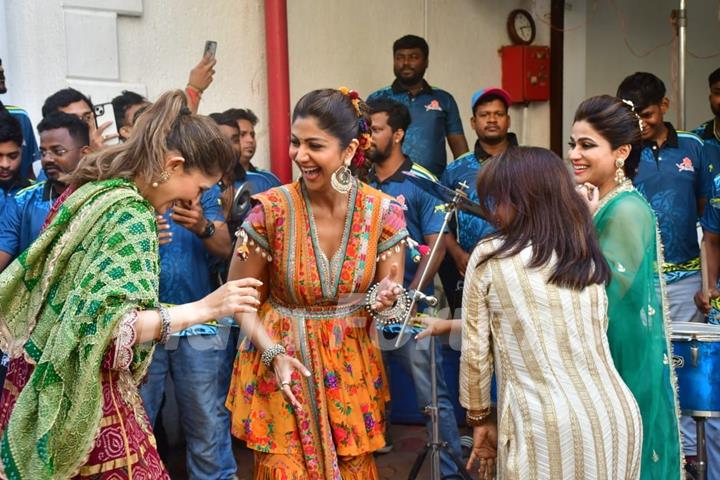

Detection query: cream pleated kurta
(460, 239), (642, 480)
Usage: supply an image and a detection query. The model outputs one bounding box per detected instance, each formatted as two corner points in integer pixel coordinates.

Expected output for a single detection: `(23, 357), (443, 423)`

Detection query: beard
(368, 142), (393, 164)
(479, 133), (506, 146)
(393, 67), (427, 87)
(0, 173), (20, 190)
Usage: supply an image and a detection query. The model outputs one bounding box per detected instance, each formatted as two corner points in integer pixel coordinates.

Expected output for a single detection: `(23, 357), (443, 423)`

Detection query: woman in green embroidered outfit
(0, 91), (297, 479)
(571, 95), (683, 479)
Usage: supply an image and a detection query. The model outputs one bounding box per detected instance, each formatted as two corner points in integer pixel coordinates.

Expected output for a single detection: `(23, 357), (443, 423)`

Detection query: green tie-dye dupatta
(0, 179), (160, 479)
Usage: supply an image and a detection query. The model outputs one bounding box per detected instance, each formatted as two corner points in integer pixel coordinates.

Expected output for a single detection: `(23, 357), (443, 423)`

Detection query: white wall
(287, 0), (553, 152)
(581, 0), (720, 131)
(1, 0), (271, 169)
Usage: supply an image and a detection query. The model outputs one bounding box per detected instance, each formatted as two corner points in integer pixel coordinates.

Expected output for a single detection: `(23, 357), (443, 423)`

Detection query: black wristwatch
(198, 219), (216, 239)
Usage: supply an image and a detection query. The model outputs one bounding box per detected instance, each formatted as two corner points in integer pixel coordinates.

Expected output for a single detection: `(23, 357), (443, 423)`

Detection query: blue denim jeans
(381, 333), (463, 478)
(140, 334), (235, 480)
(216, 325), (242, 478)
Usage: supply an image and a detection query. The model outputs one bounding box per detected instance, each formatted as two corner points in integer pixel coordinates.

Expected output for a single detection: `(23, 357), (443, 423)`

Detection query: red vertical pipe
(264, 0), (291, 183)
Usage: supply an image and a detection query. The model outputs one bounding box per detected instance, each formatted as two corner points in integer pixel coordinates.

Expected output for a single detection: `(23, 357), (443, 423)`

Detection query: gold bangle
(466, 407), (493, 426)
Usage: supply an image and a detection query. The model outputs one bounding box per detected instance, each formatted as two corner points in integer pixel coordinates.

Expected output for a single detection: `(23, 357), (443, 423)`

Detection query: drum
(671, 321), (720, 417)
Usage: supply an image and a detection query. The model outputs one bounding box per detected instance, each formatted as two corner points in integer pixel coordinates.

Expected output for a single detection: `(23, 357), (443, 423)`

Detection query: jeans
(140, 334), (235, 480)
(667, 275), (720, 479)
(381, 332), (463, 478)
(217, 325), (242, 478)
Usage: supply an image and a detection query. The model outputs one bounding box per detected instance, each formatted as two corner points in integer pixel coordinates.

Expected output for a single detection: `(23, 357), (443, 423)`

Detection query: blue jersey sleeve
(0, 195), (22, 257)
(418, 187), (446, 237)
(697, 142), (714, 200)
(201, 185), (225, 223)
(702, 202), (720, 234)
(444, 93), (465, 136)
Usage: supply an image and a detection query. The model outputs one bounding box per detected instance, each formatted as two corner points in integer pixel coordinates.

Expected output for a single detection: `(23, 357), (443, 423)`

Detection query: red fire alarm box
(501, 45), (550, 103)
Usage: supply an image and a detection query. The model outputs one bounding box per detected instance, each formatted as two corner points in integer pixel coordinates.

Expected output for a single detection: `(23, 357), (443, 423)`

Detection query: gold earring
(151, 170), (171, 188)
(614, 158), (626, 184)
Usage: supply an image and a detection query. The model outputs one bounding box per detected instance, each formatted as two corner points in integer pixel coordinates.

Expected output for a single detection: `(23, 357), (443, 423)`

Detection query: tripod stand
(395, 185), (474, 480)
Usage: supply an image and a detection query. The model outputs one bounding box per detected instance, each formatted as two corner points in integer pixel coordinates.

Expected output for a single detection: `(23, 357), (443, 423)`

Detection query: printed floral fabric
(226, 179), (407, 480)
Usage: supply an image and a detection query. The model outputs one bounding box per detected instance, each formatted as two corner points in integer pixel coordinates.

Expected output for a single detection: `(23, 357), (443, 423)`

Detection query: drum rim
(681, 409), (720, 418)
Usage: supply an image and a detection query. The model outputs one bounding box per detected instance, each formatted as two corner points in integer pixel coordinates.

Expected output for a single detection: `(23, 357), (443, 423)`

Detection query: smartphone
(94, 102), (120, 145)
(204, 40), (217, 59)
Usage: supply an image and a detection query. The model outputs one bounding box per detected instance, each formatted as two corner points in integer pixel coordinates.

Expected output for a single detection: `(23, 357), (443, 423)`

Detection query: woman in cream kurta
(460, 239), (643, 480)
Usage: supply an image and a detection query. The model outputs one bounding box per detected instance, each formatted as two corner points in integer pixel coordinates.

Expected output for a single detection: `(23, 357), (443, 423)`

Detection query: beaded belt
(268, 297), (365, 319)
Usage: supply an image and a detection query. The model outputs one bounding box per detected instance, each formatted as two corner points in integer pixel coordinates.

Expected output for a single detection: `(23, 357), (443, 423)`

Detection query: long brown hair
(69, 90), (234, 187)
(476, 146), (610, 289)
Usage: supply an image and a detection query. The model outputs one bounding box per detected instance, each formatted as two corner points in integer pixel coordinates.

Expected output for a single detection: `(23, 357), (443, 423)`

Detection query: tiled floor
(164, 423), (473, 480)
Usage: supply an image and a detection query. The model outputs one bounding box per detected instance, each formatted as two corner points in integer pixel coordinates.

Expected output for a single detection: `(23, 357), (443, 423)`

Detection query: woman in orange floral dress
(226, 89), (409, 480)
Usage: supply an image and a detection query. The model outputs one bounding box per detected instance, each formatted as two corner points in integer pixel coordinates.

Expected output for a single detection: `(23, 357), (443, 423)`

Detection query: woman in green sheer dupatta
(571, 95), (683, 479)
(0, 90), (308, 480)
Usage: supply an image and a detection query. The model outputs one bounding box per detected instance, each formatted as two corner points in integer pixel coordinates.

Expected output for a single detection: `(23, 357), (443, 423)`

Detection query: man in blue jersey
(367, 35), (468, 177)
(693, 67), (720, 173)
(366, 98), (464, 479)
(0, 58), (39, 179)
(618, 72), (714, 473)
(0, 112), (89, 272)
(112, 90), (149, 142)
(222, 108), (282, 187)
(140, 185), (237, 480)
(0, 112), (31, 211)
(439, 87), (518, 313)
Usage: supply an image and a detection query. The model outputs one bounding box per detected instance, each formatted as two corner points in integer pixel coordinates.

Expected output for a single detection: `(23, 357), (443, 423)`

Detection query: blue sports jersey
(0, 181), (55, 258)
(367, 158), (446, 296)
(693, 119), (720, 176)
(0, 178), (32, 213)
(368, 80), (464, 177)
(159, 185), (225, 336)
(3, 105), (39, 179)
(632, 123), (712, 281)
(440, 136), (518, 252)
(248, 164), (282, 189)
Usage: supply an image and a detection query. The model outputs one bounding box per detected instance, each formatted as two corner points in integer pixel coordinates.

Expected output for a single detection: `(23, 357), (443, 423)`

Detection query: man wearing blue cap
(439, 87), (518, 312)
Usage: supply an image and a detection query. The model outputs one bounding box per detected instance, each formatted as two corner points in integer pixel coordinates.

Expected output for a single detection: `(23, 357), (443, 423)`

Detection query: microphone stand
(394, 186), (473, 480)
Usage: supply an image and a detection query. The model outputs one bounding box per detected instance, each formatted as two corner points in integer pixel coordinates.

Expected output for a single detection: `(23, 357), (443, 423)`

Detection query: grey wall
(583, 0), (720, 131)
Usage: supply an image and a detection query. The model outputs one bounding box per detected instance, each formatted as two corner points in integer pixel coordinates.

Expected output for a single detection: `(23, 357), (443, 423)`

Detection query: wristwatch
(198, 219), (216, 239)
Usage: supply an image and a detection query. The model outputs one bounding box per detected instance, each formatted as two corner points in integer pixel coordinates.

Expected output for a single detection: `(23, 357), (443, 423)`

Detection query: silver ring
(281, 381), (291, 387)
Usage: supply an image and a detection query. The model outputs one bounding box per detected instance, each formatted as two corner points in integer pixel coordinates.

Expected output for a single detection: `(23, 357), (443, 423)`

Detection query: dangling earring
(151, 170), (171, 188)
(330, 159), (353, 194)
(614, 158), (626, 184)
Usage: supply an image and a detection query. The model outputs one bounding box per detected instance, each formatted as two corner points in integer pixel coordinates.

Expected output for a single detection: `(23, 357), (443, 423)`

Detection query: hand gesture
(188, 52), (216, 92)
(200, 278), (262, 319)
(172, 200), (207, 236)
(695, 287), (720, 315)
(157, 215), (173, 245)
(87, 118), (119, 151)
(272, 353), (312, 412)
(415, 317), (457, 340)
(371, 262), (403, 312)
(576, 182), (600, 214)
(467, 422), (498, 480)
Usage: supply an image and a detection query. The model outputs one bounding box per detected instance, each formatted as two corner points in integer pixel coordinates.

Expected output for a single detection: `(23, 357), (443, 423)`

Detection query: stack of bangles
(261, 344), (287, 368)
(365, 282), (412, 327)
(466, 407), (494, 427)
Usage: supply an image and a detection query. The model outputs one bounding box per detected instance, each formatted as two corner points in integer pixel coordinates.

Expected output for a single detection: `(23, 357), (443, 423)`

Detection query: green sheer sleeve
(594, 189), (683, 480)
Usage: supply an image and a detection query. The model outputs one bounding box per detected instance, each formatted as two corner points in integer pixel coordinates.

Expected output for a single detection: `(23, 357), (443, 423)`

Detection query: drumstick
(701, 239), (711, 296)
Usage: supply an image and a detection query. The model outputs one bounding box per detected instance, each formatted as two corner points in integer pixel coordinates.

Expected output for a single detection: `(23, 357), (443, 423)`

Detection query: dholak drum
(671, 321), (720, 417)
